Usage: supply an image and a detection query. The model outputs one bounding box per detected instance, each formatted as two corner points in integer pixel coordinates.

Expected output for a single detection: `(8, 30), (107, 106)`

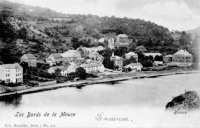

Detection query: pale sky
(7, 0), (200, 31)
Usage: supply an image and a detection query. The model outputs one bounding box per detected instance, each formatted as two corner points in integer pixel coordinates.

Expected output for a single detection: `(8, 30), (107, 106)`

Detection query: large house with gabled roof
(171, 49), (193, 67)
(20, 53), (37, 67)
(0, 63), (23, 83)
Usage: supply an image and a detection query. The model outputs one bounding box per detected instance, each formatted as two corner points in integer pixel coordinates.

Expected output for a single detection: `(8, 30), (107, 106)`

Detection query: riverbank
(0, 70), (199, 98)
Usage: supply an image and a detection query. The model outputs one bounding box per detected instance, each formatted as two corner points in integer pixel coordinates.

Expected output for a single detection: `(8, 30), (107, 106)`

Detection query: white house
(154, 61), (164, 66)
(116, 34), (131, 47)
(88, 52), (104, 63)
(125, 52), (138, 61)
(61, 50), (81, 61)
(80, 63), (104, 74)
(110, 53), (123, 70)
(123, 63), (143, 72)
(46, 53), (62, 66)
(65, 62), (78, 74)
(170, 49), (193, 67)
(99, 37), (105, 43)
(0, 63), (23, 83)
(47, 62), (78, 76)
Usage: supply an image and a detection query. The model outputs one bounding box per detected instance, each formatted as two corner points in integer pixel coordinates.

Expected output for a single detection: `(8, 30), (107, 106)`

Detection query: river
(0, 73), (200, 128)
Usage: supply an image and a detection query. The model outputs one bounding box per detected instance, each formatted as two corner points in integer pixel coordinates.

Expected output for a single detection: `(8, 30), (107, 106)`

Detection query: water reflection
(0, 94), (22, 107)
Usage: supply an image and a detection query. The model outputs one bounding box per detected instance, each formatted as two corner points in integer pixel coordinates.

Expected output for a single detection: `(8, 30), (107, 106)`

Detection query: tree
(71, 37), (80, 49)
(136, 45), (147, 53)
(99, 48), (112, 58)
(179, 31), (191, 46)
(0, 8), (19, 63)
(123, 56), (137, 66)
(114, 47), (127, 57)
(102, 57), (114, 70)
(20, 62), (28, 70)
(75, 67), (87, 79)
(18, 27), (28, 39)
(154, 55), (163, 61)
(128, 43), (136, 52)
(55, 68), (61, 77)
(0, 7), (17, 42)
(141, 60), (153, 67)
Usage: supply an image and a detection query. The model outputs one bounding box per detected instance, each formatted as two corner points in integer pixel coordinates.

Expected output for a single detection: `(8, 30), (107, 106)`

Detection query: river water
(0, 73), (200, 128)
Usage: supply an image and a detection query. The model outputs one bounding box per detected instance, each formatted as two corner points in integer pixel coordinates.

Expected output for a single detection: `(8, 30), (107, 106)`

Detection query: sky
(7, 0), (200, 31)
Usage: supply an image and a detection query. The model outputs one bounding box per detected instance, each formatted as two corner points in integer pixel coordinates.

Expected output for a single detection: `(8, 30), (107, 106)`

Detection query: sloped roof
(136, 45), (147, 52)
(81, 63), (103, 68)
(99, 38), (105, 42)
(0, 63), (22, 69)
(118, 34), (128, 38)
(23, 53), (36, 59)
(74, 58), (85, 66)
(125, 52), (137, 56)
(174, 50), (192, 57)
(111, 55), (122, 60)
(124, 63), (143, 69)
(50, 53), (62, 59)
(59, 57), (71, 62)
(164, 54), (173, 58)
(62, 50), (81, 58)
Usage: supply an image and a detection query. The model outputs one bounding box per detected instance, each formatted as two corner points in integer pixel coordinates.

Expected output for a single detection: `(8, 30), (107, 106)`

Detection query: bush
(75, 67), (87, 80)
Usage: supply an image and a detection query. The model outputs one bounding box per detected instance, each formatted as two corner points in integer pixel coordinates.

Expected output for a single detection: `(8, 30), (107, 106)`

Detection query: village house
(80, 63), (104, 74)
(110, 53), (123, 70)
(123, 63), (143, 72)
(136, 45), (147, 53)
(98, 37), (105, 43)
(79, 46), (105, 55)
(171, 49), (193, 67)
(0, 63), (23, 83)
(154, 61), (164, 66)
(144, 53), (163, 66)
(74, 58), (86, 66)
(88, 52), (104, 63)
(46, 53), (62, 66)
(47, 66), (66, 75)
(20, 53), (37, 67)
(125, 52), (138, 61)
(63, 62), (78, 75)
(47, 62), (78, 76)
(164, 54), (173, 63)
(116, 34), (131, 47)
(61, 50), (81, 61)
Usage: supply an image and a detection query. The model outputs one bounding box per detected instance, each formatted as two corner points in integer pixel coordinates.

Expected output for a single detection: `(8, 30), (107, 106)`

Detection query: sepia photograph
(0, 0), (200, 127)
